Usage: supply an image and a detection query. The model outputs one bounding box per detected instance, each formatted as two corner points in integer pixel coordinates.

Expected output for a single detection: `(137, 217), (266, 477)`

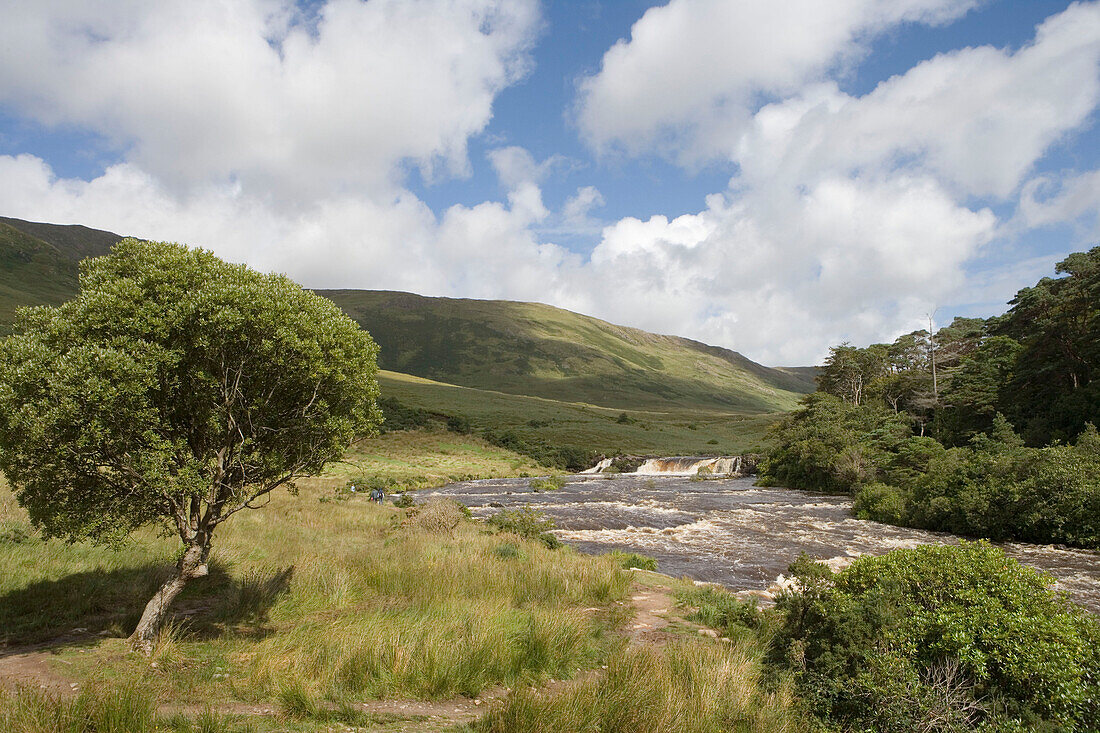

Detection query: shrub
(487, 506), (560, 550)
(407, 498), (468, 535)
(770, 542), (1100, 731)
(530, 475), (566, 492)
(852, 482), (907, 524)
(392, 492), (415, 509)
(608, 551), (657, 571)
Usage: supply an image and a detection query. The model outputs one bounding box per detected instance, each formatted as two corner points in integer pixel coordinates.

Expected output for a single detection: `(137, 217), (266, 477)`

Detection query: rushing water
(429, 474), (1100, 613)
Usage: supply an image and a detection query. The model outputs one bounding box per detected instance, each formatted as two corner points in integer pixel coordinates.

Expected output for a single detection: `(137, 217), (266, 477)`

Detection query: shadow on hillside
(0, 560), (295, 650)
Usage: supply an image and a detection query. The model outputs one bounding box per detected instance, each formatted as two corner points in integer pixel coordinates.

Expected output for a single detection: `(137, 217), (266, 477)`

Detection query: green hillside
(0, 223), (79, 334)
(322, 289), (812, 412)
(378, 369), (781, 456)
(0, 217), (124, 335)
(0, 217), (813, 417)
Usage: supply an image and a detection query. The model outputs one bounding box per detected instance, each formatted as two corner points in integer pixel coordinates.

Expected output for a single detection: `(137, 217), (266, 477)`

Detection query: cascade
(580, 457), (614, 474)
(583, 456), (746, 475)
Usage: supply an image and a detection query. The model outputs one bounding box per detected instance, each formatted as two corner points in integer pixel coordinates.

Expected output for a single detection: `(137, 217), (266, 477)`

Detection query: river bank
(432, 474), (1100, 613)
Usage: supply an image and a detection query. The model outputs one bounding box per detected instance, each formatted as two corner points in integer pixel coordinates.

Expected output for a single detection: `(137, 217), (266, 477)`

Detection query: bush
(770, 542), (1100, 731)
(608, 551), (657, 571)
(852, 482), (907, 524)
(487, 506), (561, 549)
(530, 475), (566, 492)
(392, 492), (415, 509)
(407, 498), (468, 535)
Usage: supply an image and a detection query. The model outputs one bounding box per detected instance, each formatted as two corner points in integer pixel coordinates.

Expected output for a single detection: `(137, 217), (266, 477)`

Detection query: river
(428, 474), (1100, 613)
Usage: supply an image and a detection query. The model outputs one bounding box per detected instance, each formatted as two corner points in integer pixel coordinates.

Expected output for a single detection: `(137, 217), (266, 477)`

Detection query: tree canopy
(0, 239), (381, 649)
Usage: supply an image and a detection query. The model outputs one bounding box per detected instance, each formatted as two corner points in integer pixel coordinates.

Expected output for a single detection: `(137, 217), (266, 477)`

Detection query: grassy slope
(0, 434), (801, 732)
(322, 289), (813, 412)
(379, 370), (780, 455)
(0, 223), (81, 334)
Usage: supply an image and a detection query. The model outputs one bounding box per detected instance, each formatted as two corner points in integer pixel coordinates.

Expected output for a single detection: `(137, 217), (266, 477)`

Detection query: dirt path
(0, 572), (715, 731)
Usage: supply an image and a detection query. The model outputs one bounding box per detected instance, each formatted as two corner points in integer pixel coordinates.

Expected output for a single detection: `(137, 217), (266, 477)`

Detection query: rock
(698, 628), (719, 638)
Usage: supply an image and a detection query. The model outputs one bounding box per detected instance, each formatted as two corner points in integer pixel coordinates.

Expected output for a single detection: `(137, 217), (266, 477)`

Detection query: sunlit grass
(478, 639), (804, 733)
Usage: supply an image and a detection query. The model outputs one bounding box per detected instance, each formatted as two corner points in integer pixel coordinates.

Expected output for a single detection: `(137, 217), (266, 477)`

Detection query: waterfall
(581, 457), (614, 474)
(584, 456), (745, 476)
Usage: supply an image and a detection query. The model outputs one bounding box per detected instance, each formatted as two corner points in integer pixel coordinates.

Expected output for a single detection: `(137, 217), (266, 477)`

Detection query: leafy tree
(936, 335), (1022, 445)
(817, 343), (888, 406)
(759, 393), (910, 494)
(0, 240), (381, 651)
(997, 246), (1100, 444)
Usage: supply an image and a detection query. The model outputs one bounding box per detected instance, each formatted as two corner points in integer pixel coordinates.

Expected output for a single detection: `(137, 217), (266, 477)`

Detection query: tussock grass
(676, 585), (763, 638)
(1, 462), (630, 711)
(479, 640), (803, 733)
(0, 684), (158, 733)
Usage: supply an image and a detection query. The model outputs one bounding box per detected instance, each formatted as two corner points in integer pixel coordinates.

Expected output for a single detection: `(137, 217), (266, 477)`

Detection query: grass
(477, 639), (803, 733)
(317, 428), (548, 492)
(0, 433), (631, 728)
(379, 370), (781, 457)
(321, 290), (813, 414)
(0, 429), (803, 731)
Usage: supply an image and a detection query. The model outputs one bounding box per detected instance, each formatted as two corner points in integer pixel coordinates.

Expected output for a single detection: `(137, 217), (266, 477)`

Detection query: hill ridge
(0, 217), (814, 412)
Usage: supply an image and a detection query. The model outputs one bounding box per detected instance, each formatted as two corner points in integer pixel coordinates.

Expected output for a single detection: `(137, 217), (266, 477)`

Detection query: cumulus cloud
(1018, 169), (1100, 238)
(736, 2), (1100, 198)
(0, 0), (539, 202)
(1, 0), (1098, 366)
(576, 0), (983, 163)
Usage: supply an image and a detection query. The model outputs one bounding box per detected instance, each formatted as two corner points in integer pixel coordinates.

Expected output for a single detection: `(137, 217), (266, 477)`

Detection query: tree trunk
(128, 543), (209, 654)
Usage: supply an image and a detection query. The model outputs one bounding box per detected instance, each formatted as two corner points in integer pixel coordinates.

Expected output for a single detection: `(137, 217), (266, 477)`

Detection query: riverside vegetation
(761, 246), (1100, 549)
(1, 234), (1098, 731)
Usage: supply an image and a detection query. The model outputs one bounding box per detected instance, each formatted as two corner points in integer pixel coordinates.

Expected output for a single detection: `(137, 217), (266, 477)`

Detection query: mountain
(0, 216), (814, 412)
(320, 289), (812, 412)
(0, 217), (124, 334)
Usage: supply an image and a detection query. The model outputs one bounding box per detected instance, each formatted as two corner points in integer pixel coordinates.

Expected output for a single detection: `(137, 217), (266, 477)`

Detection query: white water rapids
(429, 474), (1100, 613)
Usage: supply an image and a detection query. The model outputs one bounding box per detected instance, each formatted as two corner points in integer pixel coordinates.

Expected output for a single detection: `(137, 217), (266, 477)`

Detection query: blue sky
(1, 0), (1098, 365)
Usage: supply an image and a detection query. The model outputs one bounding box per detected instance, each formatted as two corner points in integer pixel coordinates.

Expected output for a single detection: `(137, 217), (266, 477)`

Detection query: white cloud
(576, 0), (983, 163)
(0, 0), (539, 202)
(737, 2), (1100, 198)
(567, 176), (996, 364)
(2, 0), (1099, 368)
(1018, 169), (1100, 237)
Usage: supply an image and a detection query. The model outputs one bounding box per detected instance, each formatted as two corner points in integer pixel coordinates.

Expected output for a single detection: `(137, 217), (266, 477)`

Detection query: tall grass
(1, 470), (630, 712)
(0, 685), (158, 733)
(478, 640), (803, 733)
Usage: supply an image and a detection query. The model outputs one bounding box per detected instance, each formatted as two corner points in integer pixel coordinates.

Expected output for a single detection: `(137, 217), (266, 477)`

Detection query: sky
(1, 0), (1098, 366)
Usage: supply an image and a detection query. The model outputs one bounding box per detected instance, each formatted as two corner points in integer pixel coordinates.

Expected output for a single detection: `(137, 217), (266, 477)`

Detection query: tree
(0, 240), (381, 652)
(996, 245), (1100, 444)
(817, 343), (887, 406)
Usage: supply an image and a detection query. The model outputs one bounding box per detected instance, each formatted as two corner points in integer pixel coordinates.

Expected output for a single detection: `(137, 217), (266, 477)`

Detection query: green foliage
(608, 550), (658, 571)
(997, 246), (1100, 445)
(938, 336), (1023, 446)
(487, 506), (561, 549)
(676, 585), (761, 636)
(392, 492), (415, 508)
(0, 240), (381, 548)
(852, 482), (907, 524)
(908, 421), (1100, 547)
(817, 343), (888, 406)
(529, 475), (566, 492)
(482, 427), (595, 472)
(771, 543), (1100, 732)
(759, 393), (910, 494)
